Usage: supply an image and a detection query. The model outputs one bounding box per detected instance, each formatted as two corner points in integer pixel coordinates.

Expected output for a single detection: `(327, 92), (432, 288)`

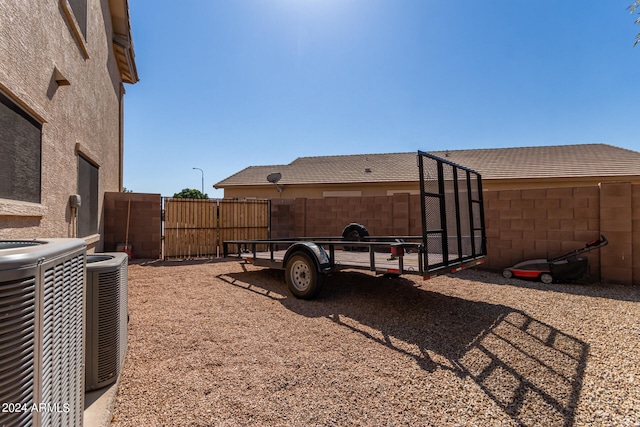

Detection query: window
(60, 0), (89, 58)
(67, 0), (87, 40)
(322, 191), (362, 198)
(0, 91), (42, 204)
(77, 155), (98, 237)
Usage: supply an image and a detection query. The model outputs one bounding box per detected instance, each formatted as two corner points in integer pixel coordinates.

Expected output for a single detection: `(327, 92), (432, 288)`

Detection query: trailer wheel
(502, 269), (513, 279)
(540, 273), (553, 284)
(285, 253), (323, 299)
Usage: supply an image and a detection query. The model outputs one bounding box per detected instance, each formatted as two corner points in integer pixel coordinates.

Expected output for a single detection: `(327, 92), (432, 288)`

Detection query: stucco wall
(221, 182), (421, 199)
(0, 0), (125, 251)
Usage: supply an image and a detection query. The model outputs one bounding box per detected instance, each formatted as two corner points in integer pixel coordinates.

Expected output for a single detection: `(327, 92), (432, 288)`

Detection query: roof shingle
(215, 144), (640, 187)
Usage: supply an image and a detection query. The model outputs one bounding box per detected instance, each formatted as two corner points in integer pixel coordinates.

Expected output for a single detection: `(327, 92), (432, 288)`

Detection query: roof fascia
(215, 181), (420, 189)
(109, 0), (139, 84)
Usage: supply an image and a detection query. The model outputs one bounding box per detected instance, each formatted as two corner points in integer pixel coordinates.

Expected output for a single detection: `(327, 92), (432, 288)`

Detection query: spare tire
(342, 223), (369, 251)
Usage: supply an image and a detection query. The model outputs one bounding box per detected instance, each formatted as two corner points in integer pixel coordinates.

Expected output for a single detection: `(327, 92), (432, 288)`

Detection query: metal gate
(162, 198), (270, 259)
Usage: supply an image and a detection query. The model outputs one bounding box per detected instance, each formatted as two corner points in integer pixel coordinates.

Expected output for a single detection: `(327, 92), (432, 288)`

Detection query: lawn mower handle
(586, 235), (608, 248)
(548, 234), (608, 263)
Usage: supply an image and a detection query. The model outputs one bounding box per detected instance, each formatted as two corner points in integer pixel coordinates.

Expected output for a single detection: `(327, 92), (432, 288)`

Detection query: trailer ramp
(418, 151), (486, 276)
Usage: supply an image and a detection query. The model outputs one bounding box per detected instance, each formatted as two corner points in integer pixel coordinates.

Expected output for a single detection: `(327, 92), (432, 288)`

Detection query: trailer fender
(283, 242), (331, 272)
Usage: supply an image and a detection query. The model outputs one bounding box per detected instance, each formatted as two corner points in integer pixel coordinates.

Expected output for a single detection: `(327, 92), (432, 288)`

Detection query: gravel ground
(111, 259), (640, 427)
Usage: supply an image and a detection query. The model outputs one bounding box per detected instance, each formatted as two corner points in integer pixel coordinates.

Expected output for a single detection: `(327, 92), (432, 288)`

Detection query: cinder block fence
(271, 183), (640, 286)
(103, 192), (162, 259)
(105, 182), (639, 285)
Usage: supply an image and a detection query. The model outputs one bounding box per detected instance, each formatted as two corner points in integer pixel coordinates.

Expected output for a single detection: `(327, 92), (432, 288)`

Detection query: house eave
(109, 0), (139, 84)
(215, 174), (640, 190)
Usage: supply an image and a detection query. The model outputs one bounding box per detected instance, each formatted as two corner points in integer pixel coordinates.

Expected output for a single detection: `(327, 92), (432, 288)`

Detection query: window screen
(78, 155), (98, 237)
(0, 92), (42, 203)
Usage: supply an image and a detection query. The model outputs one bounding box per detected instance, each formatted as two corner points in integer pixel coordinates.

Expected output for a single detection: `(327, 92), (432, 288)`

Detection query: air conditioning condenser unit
(0, 239), (86, 427)
(85, 252), (128, 391)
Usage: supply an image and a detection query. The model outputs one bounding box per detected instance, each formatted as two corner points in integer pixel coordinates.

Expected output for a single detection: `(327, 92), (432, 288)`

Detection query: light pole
(192, 167), (204, 195)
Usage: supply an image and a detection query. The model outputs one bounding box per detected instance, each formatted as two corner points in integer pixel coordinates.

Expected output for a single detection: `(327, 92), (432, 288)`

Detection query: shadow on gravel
(218, 270), (588, 427)
(131, 258), (238, 267)
(461, 269), (640, 303)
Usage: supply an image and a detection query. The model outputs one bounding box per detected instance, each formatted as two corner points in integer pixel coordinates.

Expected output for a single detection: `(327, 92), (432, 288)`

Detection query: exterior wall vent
(85, 252), (128, 391)
(0, 238), (86, 427)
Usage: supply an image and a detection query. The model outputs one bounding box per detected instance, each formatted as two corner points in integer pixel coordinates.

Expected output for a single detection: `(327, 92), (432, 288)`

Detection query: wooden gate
(163, 198), (269, 259)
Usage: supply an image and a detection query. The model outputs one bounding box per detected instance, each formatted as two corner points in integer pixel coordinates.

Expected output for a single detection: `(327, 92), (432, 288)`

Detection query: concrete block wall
(599, 183), (633, 285)
(484, 186), (602, 279)
(287, 195), (422, 238)
(270, 199), (296, 238)
(275, 183), (639, 285)
(103, 192), (161, 259)
(633, 184), (640, 286)
(110, 185), (638, 284)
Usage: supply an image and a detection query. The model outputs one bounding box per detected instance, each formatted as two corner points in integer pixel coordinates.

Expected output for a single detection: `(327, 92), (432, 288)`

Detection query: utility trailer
(223, 151), (487, 299)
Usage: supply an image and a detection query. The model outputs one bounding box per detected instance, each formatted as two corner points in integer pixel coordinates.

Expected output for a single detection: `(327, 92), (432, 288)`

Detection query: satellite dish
(266, 172), (282, 184)
(266, 172), (283, 193)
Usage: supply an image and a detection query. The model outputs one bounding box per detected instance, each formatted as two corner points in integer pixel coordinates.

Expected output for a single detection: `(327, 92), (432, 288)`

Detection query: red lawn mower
(502, 235), (608, 284)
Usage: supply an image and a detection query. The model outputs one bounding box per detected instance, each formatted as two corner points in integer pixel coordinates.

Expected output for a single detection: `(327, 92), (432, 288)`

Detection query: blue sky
(123, 0), (640, 197)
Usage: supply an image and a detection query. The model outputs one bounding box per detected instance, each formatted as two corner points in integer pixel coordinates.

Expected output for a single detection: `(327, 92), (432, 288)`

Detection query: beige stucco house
(0, 0), (138, 252)
(215, 144), (640, 199)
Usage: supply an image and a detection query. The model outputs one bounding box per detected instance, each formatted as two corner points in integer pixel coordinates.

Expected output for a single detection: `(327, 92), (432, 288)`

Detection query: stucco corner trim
(75, 143), (101, 167)
(0, 198), (47, 218)
(82, 233), (101, 245)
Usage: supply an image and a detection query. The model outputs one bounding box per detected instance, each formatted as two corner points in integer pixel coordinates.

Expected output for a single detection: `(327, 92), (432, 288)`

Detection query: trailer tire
(540, 273), (553, 284)
(285, 252), (323, 299)
(342, 223), (369, 251)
